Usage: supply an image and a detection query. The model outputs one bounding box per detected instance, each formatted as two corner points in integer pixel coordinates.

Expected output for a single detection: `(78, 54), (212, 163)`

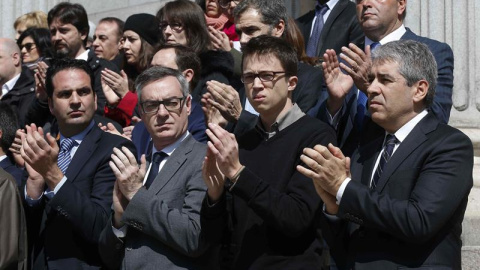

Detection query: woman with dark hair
(156, 0), (233, 101)
(16, 27), (53, 70)
(102, 13), (160, 126)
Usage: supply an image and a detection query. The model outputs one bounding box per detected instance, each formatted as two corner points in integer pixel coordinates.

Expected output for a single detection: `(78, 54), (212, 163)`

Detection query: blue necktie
(306, 4), (329, 57)
(371, 134), (398, 190)
(370, 42), (381, 52)
(57, 138), (75, 174)
(144, 152), (168, 189)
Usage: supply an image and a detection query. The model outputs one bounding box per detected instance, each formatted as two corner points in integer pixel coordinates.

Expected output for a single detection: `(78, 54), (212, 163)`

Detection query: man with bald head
(0, 38), (35, 126)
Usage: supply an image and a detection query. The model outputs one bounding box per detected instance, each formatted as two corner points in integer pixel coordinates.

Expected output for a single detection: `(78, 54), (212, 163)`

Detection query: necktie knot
(145, 151), (168, 189)
(315, 4), (329, 15)
(58, 138), (76, 174)
(60, 138), (75, 152)
(370, 42), (381, 52)
(384, 134), (398, 147)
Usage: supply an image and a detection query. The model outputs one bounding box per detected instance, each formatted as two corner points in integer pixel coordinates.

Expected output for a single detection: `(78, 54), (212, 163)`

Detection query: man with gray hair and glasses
(299, 40), (473, 269)
(99, 67), (213, 269)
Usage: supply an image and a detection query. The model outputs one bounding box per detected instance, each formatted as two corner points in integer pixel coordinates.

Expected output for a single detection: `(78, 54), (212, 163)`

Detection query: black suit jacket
(296, 0), (364, 56)
(25, 125), (136, 269)
(321, 113), (473, 269)
(1, 67), (35, 127)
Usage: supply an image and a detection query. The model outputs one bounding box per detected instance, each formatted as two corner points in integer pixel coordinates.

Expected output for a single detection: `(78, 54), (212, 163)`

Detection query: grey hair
(135, 66), (189, 101)
(234, 0), (288, 34)
(372, 40), (437, 108)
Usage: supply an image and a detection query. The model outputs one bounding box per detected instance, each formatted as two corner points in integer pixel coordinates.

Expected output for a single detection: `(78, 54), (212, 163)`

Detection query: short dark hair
(45, 59), (95, 98)
(48, 2), (89, 46)
(234, 0), (288, 36)
(241, 35), (298, 78)
(372, 40), (437, 107)
(154, 44), (201, 91)
(156, 0), (210, 54)
(0, 103), (19, 154)
(98, 17), (125, 42)
(17, 27), (54, 60)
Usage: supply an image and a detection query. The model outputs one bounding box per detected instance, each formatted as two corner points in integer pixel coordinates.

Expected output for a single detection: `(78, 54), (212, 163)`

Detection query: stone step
(462, 246), (480, 270)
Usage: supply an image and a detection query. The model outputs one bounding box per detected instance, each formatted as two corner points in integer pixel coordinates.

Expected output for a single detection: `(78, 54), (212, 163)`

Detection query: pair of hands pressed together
(101, 68), (130, 107)
(19, 124), (63, 199)
(295, 44), (374, 214)
(201, 80), (242, 127)
(202, 123), (242, 203)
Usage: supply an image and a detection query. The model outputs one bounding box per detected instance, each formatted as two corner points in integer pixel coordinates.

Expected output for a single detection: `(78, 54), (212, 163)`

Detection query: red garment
(223, 20), (239, 41)
(104, 91), (138, 127)
(205, 14), (229, 30)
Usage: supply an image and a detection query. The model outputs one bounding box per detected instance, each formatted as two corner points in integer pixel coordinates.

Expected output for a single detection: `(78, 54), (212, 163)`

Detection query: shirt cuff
(327, 106), (343, 130)
(323, 203), (341, 221)
(336, 177), (351, 205)
(24, 185), (43, 206)
(112, 223), (128, 238)
(43, 176), (68, 200)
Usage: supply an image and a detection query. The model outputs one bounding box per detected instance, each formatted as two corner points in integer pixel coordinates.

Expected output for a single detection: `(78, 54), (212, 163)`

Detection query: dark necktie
(370, 41), (381, 52)
(57, 138), (75, 174)
(306, 4), (329, 57)
(144, 152), (167, 189)
(371, 134), (398, 190)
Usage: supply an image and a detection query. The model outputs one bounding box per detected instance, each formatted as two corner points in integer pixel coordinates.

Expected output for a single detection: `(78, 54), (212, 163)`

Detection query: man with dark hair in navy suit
(21, 58), (135, 269)
(308, 0), (454, 156)
(0, 103), (23, 187)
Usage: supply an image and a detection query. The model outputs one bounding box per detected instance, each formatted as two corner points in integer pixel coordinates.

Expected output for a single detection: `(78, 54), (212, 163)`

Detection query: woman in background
(16, 28), (53, 70)
(102, 13), (159, 127)
(13, 11), (48, 40)
(156, 0), (233, 102)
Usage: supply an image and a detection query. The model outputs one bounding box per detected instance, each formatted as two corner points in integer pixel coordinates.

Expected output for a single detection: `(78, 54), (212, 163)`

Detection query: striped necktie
(371, 134), (398, 190)
(57, 138), (75, 174)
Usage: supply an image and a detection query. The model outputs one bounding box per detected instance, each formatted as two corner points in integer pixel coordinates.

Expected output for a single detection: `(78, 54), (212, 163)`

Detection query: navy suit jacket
(0, 156), (23, 189)
(321, 113), (473, 269)
(308, 28), (454, 156)
(296, 0), (364, 56)
(24, 125), (136, 269)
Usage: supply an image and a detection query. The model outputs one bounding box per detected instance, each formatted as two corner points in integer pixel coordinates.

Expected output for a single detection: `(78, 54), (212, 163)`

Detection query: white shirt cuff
(336, 177), (351, 205)
(24, 185), (43, 206)
(112, 223), (128, 238)
(43, 176), (68, 200)
(327, 106), (343, 130)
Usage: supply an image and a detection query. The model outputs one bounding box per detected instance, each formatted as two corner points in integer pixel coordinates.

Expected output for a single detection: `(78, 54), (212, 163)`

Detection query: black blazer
(321, 113), (473, 269)
(296, 0), (364, 56)
(25, 125), (136, 269)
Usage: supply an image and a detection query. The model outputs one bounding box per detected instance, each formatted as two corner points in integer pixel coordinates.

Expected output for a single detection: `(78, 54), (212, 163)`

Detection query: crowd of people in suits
(0, 0), (473, 269)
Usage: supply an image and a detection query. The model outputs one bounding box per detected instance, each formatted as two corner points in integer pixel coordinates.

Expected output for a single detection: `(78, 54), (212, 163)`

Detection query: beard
(54, 45), (71, 59)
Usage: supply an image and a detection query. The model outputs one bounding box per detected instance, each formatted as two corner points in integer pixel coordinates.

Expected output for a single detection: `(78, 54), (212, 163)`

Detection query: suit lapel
(148, 134), (194, 193)
(356, 136), (383, 187)
(317, 0), (348, 55)
(375, 114), (438, 192)
(65, 126), (101, 182)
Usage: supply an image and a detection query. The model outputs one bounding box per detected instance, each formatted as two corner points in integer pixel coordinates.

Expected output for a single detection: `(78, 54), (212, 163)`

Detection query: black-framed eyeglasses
(140, 97), (186, 114)
(20, 42), (36, 52)
(159, 22), (183, 32)
(219, 0), (240, 8)
(241, 71), (286, 84)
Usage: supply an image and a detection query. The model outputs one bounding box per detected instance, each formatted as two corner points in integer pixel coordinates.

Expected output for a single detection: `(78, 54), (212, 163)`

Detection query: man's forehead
(236, 8), (264, 25)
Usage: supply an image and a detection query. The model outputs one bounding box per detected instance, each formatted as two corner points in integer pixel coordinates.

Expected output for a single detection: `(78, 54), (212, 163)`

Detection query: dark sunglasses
(20, 42), (36, 51)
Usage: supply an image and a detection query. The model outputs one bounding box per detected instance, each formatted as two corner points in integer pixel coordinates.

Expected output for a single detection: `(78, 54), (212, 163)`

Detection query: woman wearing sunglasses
(16, 27), (53, 71)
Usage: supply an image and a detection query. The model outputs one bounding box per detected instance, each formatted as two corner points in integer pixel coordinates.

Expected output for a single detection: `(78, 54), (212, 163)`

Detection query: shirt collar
(60, 120), (95, 145)
(1, 73), (21, 94)
(325, 0), (339, 11)
(152, 131), (190, 157)
(389, 110), (428, 143)
(76, 49), (89, 61)
(365, 24), (406, 47)
(256, 103), (305, 139)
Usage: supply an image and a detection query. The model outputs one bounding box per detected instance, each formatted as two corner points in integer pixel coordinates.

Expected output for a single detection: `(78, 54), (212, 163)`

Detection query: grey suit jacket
(99, 134), (211, 270)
